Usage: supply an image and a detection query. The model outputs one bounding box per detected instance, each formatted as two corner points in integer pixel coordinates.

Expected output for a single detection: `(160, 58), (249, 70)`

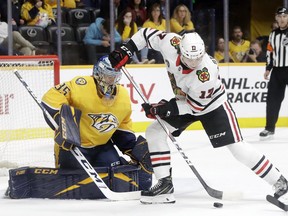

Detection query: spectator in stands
(229, 25), (250, 62)
(170, 4), (194, 36)
(0, 12), (37, 55)
(142, 2), (166, 63)
(128, 0), (146, 27)
(83, 17), (121, 64)
(214, 37), (235, 63)
(116, 8), (149, 64)
(0, 14), (36, 55)
(21, 0), (56, 28)
(143, 3), (166, 30)
(241, 39), (266, 63)
(146, 0), (167, 18)
(169, 0), (193, 16)
(0, 0), (25, 30)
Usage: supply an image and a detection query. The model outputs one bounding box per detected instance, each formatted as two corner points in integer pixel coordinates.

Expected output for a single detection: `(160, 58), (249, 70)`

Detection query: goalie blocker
(7, 164), (140, 199)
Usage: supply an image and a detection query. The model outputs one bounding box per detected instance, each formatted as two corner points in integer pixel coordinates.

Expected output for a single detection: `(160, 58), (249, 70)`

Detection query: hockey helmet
(93, 56), (122, 99)
(179, 32), (205, 69)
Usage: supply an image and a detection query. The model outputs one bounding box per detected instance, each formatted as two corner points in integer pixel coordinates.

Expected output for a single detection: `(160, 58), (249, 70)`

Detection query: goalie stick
(266, 195), (288, 211)
(121, 67), (241, 200)
(14, 70), (140, 201)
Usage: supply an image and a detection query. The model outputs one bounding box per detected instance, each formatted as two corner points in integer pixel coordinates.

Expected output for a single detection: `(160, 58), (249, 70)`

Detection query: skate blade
(259, 135), (274, 141)
(267, 195), (288, 211)
(140, 194), (176, 204)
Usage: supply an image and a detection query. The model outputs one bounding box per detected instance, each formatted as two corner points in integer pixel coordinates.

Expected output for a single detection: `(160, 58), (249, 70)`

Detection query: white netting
(0, 57), (59, 175)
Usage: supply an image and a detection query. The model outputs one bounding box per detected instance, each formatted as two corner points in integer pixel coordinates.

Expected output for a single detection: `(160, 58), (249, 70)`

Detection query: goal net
(0, 55), (60, 175)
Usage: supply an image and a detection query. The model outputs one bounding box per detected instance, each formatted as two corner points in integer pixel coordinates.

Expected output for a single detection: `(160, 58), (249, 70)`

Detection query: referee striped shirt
(266, 28), (288, 70)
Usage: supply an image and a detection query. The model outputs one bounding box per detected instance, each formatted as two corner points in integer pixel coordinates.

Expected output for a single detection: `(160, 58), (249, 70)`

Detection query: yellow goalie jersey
(42, 76), (134, 148)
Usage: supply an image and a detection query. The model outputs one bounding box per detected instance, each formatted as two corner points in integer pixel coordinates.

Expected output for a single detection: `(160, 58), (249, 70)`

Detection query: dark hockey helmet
(93, 56), (122, 98)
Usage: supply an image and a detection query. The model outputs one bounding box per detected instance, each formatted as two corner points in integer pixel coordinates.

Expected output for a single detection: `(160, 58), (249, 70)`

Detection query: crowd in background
(0, 0), (279, 65)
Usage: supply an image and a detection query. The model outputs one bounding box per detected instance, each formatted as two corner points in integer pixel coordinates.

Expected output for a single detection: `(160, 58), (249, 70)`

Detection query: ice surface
(1, 128), (288, 216)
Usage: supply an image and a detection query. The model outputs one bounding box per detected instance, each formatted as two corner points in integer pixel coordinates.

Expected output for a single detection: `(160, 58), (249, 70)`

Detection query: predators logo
(170, 36), (181, 49)
(75, 77), (87, 85)
(88, 113), (119, 133)
(196, 67), (210, 83)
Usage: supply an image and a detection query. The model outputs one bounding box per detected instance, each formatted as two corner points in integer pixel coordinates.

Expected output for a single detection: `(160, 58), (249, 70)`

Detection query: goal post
(0, 55), (60, 172)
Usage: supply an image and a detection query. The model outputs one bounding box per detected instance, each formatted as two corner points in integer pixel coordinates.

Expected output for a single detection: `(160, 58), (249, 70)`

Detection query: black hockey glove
(123, 135), (152, 190)
(108, 40), (137, 70)
(141, 98), (179, 119)
(54, 104), (82, 151)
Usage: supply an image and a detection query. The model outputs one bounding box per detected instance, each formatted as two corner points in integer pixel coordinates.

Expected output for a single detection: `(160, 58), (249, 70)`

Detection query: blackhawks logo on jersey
(170, 36), (181, 50)
(196, 67), (210, 83)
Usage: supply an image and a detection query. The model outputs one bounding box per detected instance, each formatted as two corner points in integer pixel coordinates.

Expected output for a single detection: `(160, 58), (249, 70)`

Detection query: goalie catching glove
(54, 104), (82, 151)
(141, 98), (179, 119)
(108, 40), (138, 70)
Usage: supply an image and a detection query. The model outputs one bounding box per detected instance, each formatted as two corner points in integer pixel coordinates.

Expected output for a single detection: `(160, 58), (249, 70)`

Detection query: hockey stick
(14, 70), (140, 201)
(121, 67), (228, 200)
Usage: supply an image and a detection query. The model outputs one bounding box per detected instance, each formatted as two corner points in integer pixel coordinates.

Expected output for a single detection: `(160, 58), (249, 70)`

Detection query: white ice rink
(1, 128), (288, 216)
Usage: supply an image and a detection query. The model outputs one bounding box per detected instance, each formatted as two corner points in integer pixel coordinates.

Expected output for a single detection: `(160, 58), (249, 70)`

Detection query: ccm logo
(209, 132), (226, 139)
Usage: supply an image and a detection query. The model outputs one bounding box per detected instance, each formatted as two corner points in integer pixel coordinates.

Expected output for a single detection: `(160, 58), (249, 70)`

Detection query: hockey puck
(213, 202), (223, 208)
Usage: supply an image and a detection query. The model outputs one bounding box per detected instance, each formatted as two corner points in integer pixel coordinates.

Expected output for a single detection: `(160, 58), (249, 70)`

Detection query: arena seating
(17, 7), (106, 64)
(18, 26), (50, 52)
(47, 25), (80, 65)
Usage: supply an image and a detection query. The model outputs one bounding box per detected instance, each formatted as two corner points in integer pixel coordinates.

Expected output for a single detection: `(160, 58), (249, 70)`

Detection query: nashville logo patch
(75, 77), (87, 85)
(88, 113), (118, 133)
(196, 67), (210, 83)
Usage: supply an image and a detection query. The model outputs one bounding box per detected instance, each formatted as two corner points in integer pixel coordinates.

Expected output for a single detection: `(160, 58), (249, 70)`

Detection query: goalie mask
(179, 32), (205, 69)
(93, 56), (122, 105)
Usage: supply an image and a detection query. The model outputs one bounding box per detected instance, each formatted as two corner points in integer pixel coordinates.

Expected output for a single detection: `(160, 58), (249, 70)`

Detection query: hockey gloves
(124, 135), (153, 190)
(54, 104), (82, 151)
(142, 98), (179, 119)
(108, 40), (137, 70)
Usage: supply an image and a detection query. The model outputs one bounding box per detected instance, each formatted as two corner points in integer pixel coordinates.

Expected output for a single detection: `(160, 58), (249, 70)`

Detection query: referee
(260, 7), (288, 139)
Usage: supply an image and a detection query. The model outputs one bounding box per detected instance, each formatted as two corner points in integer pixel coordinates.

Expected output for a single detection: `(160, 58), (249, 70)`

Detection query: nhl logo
(282, 37), (288, 46)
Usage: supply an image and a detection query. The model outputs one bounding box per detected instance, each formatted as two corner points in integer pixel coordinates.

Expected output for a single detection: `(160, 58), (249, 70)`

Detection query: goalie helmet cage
(0, 55), (60, 174)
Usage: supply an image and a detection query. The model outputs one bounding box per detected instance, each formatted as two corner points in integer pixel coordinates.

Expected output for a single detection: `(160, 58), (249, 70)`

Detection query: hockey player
(108, 29), (288, 207)
(41, 56), (152, 192)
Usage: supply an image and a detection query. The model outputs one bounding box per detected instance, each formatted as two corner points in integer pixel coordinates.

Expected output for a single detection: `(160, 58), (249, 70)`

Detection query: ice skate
(266, 175), (288, 211)
(259, 129), (274, 140)
(273, 175), (288, 200)
(140, 175), (175, 204)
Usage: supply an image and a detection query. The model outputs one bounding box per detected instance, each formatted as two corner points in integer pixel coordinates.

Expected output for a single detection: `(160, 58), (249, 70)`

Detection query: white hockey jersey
(131, 28), (227, 116)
